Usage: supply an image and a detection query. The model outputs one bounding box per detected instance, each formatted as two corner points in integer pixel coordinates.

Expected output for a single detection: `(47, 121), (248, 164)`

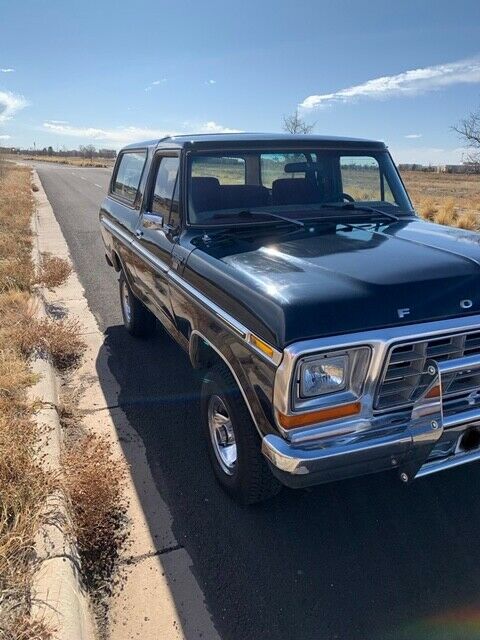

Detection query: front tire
(201, 363), (281, 504)
(119, 271), (156, 338)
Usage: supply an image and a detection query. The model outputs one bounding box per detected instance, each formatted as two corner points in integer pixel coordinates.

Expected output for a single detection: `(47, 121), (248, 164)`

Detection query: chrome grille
(375, 330), (480, 410)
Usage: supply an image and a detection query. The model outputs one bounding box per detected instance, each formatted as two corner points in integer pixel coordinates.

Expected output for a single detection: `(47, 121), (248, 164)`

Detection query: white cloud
(198, 121), (240, 134)
(205, 79), (216, 85)
(405, 133), (422, 139)
(0, 91), (28, 123)
(42, 120), (241, 146)
(300, 56), (480, 109)
(48, 119), (69, 124)
(43, 122), (172, 145)
(0, 134), (11, 140)
(145, 78), (167, 91)
(0, 68), (14, 73)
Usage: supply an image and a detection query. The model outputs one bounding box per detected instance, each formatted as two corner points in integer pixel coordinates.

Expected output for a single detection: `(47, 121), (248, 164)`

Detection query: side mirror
(143, 212), (164, 230)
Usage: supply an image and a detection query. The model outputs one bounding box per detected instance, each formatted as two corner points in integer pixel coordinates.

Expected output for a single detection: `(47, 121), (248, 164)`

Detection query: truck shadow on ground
(98, 324), (480, 640)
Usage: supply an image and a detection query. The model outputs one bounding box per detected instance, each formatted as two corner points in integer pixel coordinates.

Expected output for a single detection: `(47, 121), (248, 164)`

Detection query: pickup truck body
(100, 133), (480, 502)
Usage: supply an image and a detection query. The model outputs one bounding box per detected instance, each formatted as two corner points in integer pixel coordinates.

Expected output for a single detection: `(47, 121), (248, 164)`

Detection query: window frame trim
(109, 148), (148, 209)
(145, 150), (181, 224)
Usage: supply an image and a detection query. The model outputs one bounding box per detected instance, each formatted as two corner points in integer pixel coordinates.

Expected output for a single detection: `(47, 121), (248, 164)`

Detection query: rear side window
(261, 153), (309, 188)
(151, 156), (180, 218)
(112, 151), (146, 203)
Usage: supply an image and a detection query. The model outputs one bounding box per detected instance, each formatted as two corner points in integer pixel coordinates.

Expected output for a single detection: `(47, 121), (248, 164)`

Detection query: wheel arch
(190, 330), (263, 436)
(111, 249), (122, 272)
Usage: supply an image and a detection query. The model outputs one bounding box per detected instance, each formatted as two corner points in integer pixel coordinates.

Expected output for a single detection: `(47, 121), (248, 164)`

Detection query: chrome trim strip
(131, 240), (169, 274)
(437, 353), (480, 376)
(100, 217), (282, 366)
(416, 448), (480, 478)
(443, 408), (480, 430)
(168, 269), (247, 339)
(101, 216), (134, 246)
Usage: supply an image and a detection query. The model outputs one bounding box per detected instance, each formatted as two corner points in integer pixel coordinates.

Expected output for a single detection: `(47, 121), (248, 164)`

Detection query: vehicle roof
(122, 132), (387, 151)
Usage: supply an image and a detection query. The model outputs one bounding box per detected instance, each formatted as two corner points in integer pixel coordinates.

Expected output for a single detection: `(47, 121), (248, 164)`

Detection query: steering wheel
(342, 193), (355, 203)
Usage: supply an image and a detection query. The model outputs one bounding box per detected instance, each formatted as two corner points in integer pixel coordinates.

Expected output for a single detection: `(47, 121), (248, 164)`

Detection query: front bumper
(262, 354), (480, 488)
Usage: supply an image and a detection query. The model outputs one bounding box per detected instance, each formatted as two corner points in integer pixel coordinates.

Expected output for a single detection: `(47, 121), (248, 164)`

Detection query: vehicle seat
(190, 177), (221, 212)
(271, 178), (320, 205)
(217, 185), (270, 210)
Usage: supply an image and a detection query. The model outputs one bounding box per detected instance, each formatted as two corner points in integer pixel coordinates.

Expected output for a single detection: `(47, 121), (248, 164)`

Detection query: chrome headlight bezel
(292, 346), (371, 412)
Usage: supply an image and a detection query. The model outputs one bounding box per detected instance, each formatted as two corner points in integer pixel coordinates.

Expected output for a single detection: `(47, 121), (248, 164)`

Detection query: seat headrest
(271, 178), (320, 205)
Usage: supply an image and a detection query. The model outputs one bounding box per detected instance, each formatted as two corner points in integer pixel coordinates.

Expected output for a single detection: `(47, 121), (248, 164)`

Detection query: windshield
(187, 149), (413, 225)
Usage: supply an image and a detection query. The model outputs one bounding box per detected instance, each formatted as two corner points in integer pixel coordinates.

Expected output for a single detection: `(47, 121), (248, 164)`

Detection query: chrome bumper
(263, 354), (480, 488)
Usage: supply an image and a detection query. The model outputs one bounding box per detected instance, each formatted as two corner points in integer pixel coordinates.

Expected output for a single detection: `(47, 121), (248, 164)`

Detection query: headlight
(293, 347), (371, 409)
(300, 355), (348, 397)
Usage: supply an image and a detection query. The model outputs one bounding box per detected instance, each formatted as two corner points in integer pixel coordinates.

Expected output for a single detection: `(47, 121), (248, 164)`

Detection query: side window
(191, 156), (245, 185)
(151, 156), (179, 218)
(112, 151), (146, 203)
(340, 156), (382, 202)
(260, 153), (309, 188)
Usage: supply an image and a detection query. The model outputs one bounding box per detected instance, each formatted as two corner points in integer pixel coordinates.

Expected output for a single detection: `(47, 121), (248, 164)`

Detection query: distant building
(398, 162), (480, 174)
(436, 163), (480, 174)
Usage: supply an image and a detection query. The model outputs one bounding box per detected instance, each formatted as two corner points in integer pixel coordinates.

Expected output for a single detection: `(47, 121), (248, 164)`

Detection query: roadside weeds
(0, 160), (128, 639)
(0, 160), (56, 638)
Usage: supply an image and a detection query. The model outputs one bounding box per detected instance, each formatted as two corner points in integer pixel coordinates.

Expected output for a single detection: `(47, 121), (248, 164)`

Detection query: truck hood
(186, 218), (480, 347)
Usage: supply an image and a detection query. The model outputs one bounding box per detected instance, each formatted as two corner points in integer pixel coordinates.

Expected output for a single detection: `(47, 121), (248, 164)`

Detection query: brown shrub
(0, 349), (37, 399)
(435, 206), (457, 226)
(13, 317), (86, 371)
(37, 254), (72, 289)
(0, 257), (34, 292)
(63, 434), (128, 595)
(418, 197), (438, 220)
(456, 213), (479, 230)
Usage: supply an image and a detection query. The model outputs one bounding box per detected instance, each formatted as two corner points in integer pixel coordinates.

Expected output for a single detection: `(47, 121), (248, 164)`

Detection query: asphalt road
(36, 161), (480, 640)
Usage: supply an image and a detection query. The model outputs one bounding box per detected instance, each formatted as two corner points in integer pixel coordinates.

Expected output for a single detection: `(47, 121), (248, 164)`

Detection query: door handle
(135, 229), (144, 239)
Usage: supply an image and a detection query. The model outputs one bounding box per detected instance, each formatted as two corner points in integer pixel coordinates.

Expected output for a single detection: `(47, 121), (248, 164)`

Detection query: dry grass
(402, 170), (480, 229)
(0, 160), (53, 637)
(63, 434), (128, 597)
(0, 615), (52, 640)
(0, 291), (85, 372)
(1, 160), (126, 636)
(14, 317), (86, 371)
(457, 212), (479, 230)
(21, 155), (113, 169)
(0, 411), (52, 634)
(37, 254), (71, 290)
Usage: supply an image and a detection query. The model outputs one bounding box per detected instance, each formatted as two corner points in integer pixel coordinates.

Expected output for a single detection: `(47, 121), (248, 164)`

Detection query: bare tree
(282, 110), (315, 134)
(452, 106), (480, 166)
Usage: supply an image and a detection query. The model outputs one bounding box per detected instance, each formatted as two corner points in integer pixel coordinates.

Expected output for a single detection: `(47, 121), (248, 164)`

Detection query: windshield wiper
(318, 202), (399, 222)
(211, 210), (305, 228)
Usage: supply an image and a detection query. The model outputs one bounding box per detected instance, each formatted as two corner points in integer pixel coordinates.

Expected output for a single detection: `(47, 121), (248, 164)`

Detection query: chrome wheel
(207, 395), (237, 475)
(121, 279), (132, 325)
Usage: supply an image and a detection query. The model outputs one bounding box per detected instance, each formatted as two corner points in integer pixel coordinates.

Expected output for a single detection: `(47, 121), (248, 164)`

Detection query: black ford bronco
(100, 133), (480, 503)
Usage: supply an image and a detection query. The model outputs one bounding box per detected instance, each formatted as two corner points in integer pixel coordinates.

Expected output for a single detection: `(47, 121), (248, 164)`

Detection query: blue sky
(1, 0), (480, 163)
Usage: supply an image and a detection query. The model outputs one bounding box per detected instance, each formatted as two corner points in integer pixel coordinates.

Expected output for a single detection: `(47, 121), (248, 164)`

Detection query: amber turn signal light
(249, 335), (274, 358)
(277, 401), (361, 430)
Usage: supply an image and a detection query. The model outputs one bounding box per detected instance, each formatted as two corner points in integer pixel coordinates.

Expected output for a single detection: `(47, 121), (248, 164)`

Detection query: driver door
(134, 152), (179, 326)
